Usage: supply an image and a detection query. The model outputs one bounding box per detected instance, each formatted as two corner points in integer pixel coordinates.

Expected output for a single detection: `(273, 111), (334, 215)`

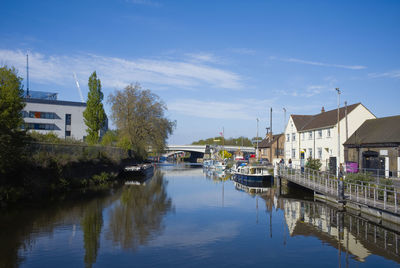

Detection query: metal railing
(278, 165), (400, 215)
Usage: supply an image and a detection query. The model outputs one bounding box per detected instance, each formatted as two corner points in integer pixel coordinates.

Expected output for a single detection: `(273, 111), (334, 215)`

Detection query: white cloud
(185, 52), (219, 63)
(275, 85), (329, 98)
(368, 70), (400, 79)
(0, 49), (243, 90)
(168, 98), (276, 120)
(229, 48), (256, 55)
(270, 56), (366, 70)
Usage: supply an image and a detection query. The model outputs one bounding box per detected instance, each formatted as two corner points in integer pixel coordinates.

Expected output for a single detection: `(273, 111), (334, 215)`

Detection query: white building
(23, 97), (88, 140)
(22, 91), (108, 140)
(284, 103), (375, 170)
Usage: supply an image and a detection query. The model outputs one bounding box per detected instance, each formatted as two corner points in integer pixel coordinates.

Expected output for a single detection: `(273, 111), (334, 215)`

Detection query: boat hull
(234, 173), (273, 182)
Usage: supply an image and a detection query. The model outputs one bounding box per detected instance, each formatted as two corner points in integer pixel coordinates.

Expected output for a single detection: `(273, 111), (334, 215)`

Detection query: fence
(279, 165), (400, 215)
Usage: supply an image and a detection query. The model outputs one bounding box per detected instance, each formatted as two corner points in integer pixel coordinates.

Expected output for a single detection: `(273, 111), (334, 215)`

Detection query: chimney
(321, 106), (325, 113)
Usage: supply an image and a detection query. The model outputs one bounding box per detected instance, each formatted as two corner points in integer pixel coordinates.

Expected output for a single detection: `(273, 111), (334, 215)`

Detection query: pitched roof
(291, 103), (361, 131)
(258, 134), (283, 148)
(344, 115), (400, 145)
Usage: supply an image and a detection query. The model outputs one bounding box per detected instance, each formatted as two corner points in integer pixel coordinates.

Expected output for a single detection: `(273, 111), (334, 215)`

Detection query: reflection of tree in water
(107, 171), (173, 250)
(81, 200), (103, 268)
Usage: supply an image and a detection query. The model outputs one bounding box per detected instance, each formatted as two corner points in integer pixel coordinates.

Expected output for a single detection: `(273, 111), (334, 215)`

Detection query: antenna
(26, 53), (30, 97)
(73, 72), (85, 102)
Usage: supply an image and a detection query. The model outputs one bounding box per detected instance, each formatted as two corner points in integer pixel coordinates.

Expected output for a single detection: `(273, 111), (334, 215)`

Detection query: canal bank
(0, 142), (137, 206)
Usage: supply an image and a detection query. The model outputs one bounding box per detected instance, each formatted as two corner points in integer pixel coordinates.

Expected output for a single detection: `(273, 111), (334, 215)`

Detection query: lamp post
(256, 118), (259, 160)
(336, 88), (341, 177)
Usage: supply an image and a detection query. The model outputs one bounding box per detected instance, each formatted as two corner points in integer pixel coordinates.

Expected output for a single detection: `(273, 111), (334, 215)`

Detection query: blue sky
(1, 0), (399, 144)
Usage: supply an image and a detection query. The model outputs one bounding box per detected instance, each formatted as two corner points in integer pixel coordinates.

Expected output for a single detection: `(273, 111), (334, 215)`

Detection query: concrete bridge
(165, 145), (255, 154)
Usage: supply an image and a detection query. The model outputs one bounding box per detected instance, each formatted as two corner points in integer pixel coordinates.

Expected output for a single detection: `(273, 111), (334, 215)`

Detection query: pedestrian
(288, 158), (292, 169)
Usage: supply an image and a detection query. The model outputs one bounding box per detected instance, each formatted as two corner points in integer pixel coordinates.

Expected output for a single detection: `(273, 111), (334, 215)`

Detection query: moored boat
(124, 163), (154, 177)
(234, 165), (273, 181)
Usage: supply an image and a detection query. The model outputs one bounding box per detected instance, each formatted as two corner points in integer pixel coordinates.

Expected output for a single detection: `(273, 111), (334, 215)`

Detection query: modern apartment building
(22, 91), (107, 140)
(284, 103), (375, 170)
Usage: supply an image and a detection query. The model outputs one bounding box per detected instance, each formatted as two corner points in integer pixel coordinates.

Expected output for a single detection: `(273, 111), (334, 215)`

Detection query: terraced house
(284, 103), (375, 171)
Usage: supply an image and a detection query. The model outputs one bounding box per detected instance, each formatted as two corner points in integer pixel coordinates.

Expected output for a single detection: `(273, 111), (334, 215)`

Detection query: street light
(336, 88), (341, 177)
(256, 118), (259, 160)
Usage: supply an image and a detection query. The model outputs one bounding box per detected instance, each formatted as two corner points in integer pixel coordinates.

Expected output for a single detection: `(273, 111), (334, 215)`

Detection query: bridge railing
(278, 165), (400, 215)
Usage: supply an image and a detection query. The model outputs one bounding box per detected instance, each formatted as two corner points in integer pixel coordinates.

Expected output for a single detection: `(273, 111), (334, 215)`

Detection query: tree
(219, 150), (232, 159)
(108, 83), (175, 159)
(83, 71), (106, 145)
(0, 66), (26, 176)
(305, 157), (322, 171)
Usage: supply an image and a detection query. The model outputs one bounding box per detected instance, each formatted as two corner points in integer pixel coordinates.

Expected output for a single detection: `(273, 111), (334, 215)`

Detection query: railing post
(384, 186), (387, 210)
(325, 176), (328, 193)
(349, 184), (352, 200)
(357, 185), (359, 202)
(374, 187), (376, 206)
(395, 189), (397, 213)
(365, 184), (367, 204)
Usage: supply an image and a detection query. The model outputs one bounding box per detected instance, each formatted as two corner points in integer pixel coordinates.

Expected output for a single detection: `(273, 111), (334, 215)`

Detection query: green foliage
(29, 131), (61, 143)
(192, 136), (253, 146)
(0, 66), (27, 176)
(28, 131), (84, 144)
(108, 83), (175, 160)
(219, 150), (232, 159)
(305, 157), (322, 171)
(83, 71), (106, 145)
(344, 172), (375, 184)
(100, 130), (118, 146)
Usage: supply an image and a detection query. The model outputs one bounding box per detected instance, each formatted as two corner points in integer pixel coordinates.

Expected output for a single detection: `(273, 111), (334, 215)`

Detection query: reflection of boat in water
(234, 165), (273, 181)
(233, 176), (272, 194)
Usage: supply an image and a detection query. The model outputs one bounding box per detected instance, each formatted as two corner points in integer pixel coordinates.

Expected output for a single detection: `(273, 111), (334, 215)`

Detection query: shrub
(305, 157), (322, 171)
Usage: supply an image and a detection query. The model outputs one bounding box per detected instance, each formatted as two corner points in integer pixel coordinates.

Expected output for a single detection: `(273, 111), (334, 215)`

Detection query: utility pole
(336, 88), (341, 177)
(26, 54), (30, 97)
(283, 107), (286, 133)
(256, 118), (259, 160)
(345, 101), (348, 141)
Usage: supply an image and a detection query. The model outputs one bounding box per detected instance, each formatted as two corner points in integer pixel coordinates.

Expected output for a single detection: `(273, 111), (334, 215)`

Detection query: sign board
(380, 150), (388, 156)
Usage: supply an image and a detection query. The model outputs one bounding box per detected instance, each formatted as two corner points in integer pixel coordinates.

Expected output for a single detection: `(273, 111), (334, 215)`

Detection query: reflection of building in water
(283, 199), (400, 263)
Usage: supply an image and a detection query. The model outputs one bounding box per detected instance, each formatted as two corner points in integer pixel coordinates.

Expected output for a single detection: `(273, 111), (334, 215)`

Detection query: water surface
(1, 164), (399, 267)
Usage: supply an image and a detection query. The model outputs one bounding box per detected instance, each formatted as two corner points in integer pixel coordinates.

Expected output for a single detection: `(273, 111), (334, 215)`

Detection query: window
(65, 114), (71, 125)
(65, 131), (71, 137)
(25, 123), (57, 130)
(318, 130), (322, 139)
(308, 131), (312, 140)
(292, 133), (296, 141)
(292, 149), (296, 158)
(286, 134), (290, 142)
(318, 148), (322, 159)
(308, 148), (313, 158)
(327, 128), (331, 137)
(301, 133), (305, 140)
(28, 111), (57, 119)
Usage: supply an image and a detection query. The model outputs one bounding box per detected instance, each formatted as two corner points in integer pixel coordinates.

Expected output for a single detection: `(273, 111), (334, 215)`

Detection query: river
(1, 164), (399, 267)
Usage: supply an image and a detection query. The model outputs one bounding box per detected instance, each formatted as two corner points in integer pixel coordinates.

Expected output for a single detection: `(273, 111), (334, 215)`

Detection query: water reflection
(232, 176), (400, 265)
(0, 190), (116, 268)
(281, 199), (400, 264)
(106, 170), (173, 250)
(81, 200), (103, 268)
